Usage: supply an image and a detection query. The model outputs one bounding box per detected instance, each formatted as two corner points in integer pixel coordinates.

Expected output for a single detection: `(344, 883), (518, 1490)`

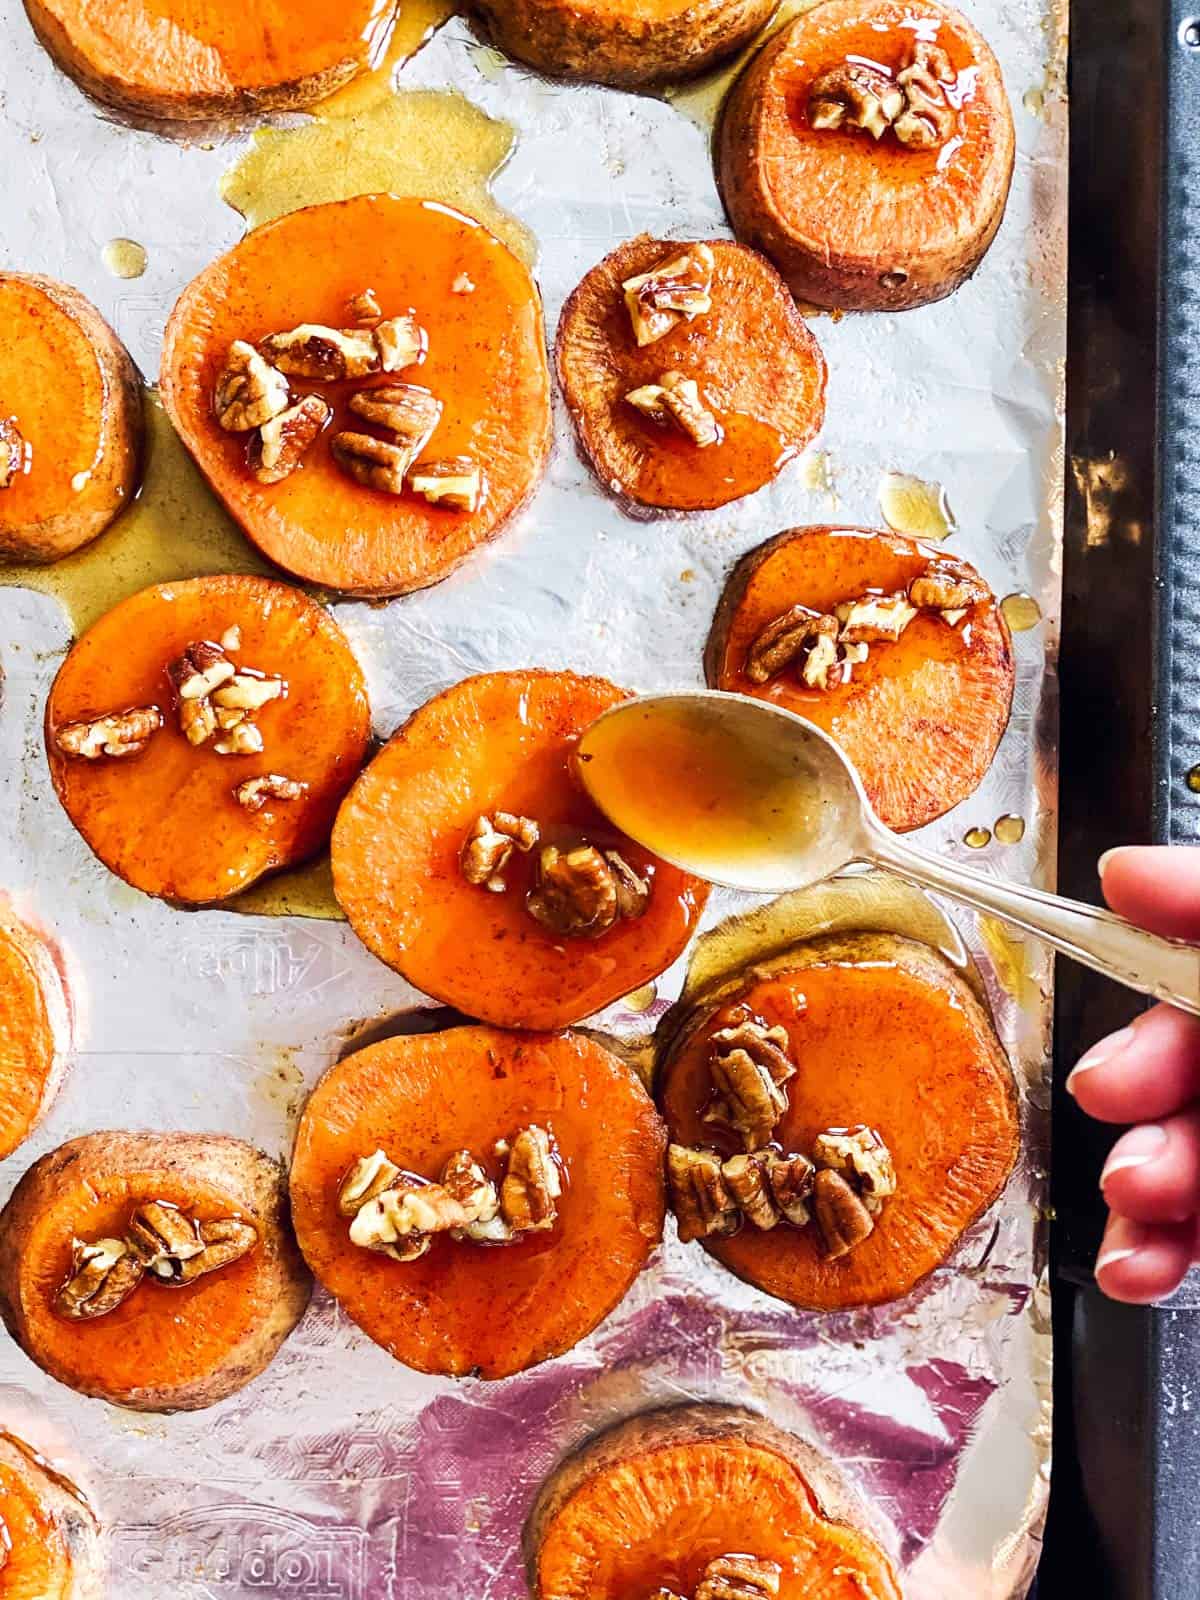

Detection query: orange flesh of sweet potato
(0, 1433), (99, 1600)
(44, 574), (370, 905)
(533, 1424), (900, 1598)
(719, 0), (1015, 310)
(0, 274), (142, 563)
(161, 195), (552, 596)
(0, 912), (68, 1163)
(706, 524), (1013, 830)
(22, 0), (395, 120)
(289, 1026), (666, 1379)
(556, 237), (826, 511)
(331, 670), (709, 1029)
(658, 933), (1019, 1310)
(0, 1132), (310, 1413)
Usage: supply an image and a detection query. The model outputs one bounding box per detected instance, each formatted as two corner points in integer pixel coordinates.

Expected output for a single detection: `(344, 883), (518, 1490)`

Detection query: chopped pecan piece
(668, 1145), (740, 1242)
(180, 697), (217, 748)
(622, 243), (716, 347)
(174, 1218), (259, 1284)
(338, 1150), (403, 1217)
(375, 314), (428, 373)
(212, 670), (285, 713)
(442, 1148), (502, 1231)
(409, 456), (483, 512)
(214, 722), (265, 756)
(54, 705), (163, 760)
(0, 417), (27, 488)
(348, 288), (382, 324)
(331, 431), (410, 495)
(808, 62), (904, 138)
(697, 1554), (783, 1600)
(500, 1124), (562, 1234)
(260, 323), (380, 382)
(349, 1165), (497, 1260)
(214, 340), (291, 433)
(452, 272), (476, 294)
(812, 1168), (874, 1258)
(721, 1152), (779, 1230)
(835, 592), (917, 644)
(812, 1125), (896, 1215)
(744, 605), (840, 686)
(762, 1149), (815, 1227)
(625, 371), (722, 447)
(347, 383), (442, 456)
(894, 42), (957, 149)
(460, 811), (540, 892)
(169, 640), (235, 701)
(907, 561), (989, 614)
(220, 624), (242, 653)
(249, 394), (330, 485)
(235, 773), (308, 812)
(54, 1237), (144, 1321)
(526, 843), (619, 938)
(706, 1017), (796, 1150)
(606, 849), (650, 920)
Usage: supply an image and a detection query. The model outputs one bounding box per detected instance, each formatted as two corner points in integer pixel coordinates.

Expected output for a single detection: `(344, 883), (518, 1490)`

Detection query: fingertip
(1065, 1006), (1200, 1124)
(1094, 1215), (1197, 1304)
(1098, 844), (1200, 940)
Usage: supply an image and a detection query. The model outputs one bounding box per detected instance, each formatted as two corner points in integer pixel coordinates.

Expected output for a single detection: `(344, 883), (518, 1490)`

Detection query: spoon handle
(868, 828), (1200, 1016)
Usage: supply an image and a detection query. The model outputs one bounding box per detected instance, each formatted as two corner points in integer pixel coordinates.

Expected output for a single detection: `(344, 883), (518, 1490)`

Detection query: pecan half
(812, 1168), (875, 1258)
(622, 243), (715, 347)
(526, 843), (619, 938)
(697, 1554), (783, 1600)
(409, 456), (483, 512)
(460, 811), (540, 892)
(500, 1124), (562, 1234)
(174, 1218), (259, 1284)
(338, 1150), (403, 1217)
(812, 1125), (896, 1215)
(762, 1149), (815, 1227)
(744, 605), (840, 686)
(721, 1152), (779, 1230)
(54, 1237), (144, 1321)
(907, 561), (989, 615)
(835, 592), (917, 644)
(808, 62), (904, 138)
(894, 42), (957, 149)
(625, 371), (722, 447)
(349, 1164), (497, 1260)
(347, 383), (442, 460)
(707, 1017), (796, 1150)
(0, 417), (27, 488)
(249, 394), (330, 485)
(169, 641), (235, 702)
(215, 341), (291, 433)
(212, 670), (285, 713)
(235, 773), (308, 812)
(668, 1145), (740, 1242)
(54, 705), (163, 760)
(260, 324), (380, 382)
(126, 1200), (205, 1279)
(330, 431), (410, 495)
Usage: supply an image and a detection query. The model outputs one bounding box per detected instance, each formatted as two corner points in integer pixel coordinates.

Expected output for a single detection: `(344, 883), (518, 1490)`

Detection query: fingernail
(1096, 1245), (1139, 1274)
(1066, 1026), (1137, 1093)
(1098, 846), (1134, 879)
(1101, 1125), (1168, 1186)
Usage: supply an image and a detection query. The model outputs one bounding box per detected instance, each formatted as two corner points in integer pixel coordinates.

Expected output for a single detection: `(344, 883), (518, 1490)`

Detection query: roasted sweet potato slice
(290, 1026), (666, 1379)
(0, 1131), (311, 1413)
(705, 524), (1013, 830)
(719, 0), (1015, 310)
(528, 1403), (901, 1598)
(22, 0), (395, 122)
(331, 670), (709, 1028)
(161, 195), (552, 596)
(44, 574), (370, 905)
(0, 1430), (101, 1600)
(557, 236), (826, 512)
(0, 274), (142, 563)
(658, 933), (1019, 1310)
(475, 0), (777, 88)
(0, 908), (70, 1163)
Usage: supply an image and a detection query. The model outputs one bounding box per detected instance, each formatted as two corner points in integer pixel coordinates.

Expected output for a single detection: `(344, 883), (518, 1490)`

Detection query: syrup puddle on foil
(878, 470), (958, 542)
(665, 0), (824, 130)
(1000, 593), (1042, 632)
(319, 0), (458, 118)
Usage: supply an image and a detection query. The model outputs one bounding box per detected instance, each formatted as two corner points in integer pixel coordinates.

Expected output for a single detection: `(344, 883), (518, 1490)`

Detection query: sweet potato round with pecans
(161, 195), (552, 596)
(0, 273), (142, 563)
(289, 1026), (667, 1379)
(44, 574), (371, 905)
(0, 907), (70, 1163)
(527, 1403), (901, 1599)
(705, 524), (1013, 831)
(22, 0), (395, 121)
(0, 1429), (102, 1599)
(331, 669), (710, 1029)
(719, 0), (1015, 310)
(0, 1131), (312, 1412)
(474, 0), (778, 88)
(556, 236), (826, 512)
(658, 933), (1019, 1311)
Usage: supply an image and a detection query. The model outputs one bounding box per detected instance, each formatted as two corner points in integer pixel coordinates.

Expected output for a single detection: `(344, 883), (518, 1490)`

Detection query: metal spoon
(576, 691), (1200, 1016)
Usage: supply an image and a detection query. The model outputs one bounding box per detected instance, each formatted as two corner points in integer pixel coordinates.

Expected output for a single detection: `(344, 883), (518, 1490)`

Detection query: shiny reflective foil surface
(0, 0), (1066, 1593)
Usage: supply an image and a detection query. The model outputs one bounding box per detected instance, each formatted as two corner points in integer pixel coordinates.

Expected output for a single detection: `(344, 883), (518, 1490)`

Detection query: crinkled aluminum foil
(0, 0), (1065, 1592)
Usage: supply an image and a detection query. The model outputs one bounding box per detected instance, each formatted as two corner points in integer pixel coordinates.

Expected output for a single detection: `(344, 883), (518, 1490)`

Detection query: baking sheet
(0, 0), (1067, 1594)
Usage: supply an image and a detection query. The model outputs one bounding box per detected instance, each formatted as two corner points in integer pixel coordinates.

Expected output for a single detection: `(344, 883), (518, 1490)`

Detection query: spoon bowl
(577, 691), (1200, 1016)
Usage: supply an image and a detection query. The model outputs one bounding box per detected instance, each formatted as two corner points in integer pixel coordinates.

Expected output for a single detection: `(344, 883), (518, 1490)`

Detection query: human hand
(1066, 846), (1200, 1303)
